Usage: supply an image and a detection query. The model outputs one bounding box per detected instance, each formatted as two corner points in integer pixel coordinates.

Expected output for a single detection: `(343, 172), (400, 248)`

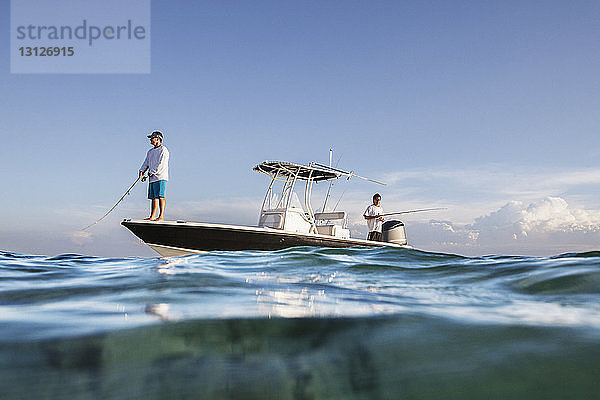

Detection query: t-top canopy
(253, 161), (343, 182)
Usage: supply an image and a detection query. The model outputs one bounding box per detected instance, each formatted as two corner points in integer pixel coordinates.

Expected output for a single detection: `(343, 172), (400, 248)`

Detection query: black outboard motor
(382, 220), (407, 245)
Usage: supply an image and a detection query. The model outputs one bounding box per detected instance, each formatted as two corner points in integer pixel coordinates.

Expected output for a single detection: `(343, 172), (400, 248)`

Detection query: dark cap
(147, 131), (163, 140)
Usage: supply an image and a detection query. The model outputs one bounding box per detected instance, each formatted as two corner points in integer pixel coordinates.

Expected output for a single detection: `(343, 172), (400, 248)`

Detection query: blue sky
(2, 0), (600, 256)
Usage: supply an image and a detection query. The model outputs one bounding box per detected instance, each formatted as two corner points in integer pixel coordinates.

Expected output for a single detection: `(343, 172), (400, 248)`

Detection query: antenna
(321, 148), (334, 212)
(312, 162), (386, 185)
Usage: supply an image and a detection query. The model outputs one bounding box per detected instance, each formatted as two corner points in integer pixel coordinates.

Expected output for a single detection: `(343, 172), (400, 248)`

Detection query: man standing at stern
(139, 131), (170, 221)
(364, 193), (384, 241)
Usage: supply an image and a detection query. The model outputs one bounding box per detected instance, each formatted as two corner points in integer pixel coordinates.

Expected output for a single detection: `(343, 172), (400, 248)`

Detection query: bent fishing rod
(81, 175), (145, 231)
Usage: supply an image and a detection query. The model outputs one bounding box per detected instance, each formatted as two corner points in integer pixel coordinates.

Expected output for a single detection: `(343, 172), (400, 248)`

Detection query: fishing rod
(81, 175), (143, 231)
(376, 207), (447, 217)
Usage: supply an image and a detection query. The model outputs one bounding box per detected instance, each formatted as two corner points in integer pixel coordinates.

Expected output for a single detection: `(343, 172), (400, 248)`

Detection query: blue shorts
(148, 180), (166, 199)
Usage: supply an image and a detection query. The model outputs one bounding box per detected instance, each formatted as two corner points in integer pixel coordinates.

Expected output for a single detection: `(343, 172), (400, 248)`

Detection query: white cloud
(382, 166), (600, 205)
(549, 169), (600, 186)
(472, 197), (600, 235)
(409, 197), (600, 256)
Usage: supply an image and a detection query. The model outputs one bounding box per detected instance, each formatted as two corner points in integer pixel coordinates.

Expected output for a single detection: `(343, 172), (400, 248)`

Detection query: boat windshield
(263, 190), (304, 211)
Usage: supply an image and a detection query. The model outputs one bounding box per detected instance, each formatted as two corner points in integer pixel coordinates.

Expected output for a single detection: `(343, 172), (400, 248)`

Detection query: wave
(1, 247), (600, 338)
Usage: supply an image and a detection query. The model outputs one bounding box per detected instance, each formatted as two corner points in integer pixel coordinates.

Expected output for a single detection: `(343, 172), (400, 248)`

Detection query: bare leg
(145, 199), (159, 220)
(154, 197), (166, 221)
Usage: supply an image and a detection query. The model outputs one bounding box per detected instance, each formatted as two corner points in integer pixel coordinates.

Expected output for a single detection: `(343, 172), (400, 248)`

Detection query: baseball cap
(147, 131), (163, 140)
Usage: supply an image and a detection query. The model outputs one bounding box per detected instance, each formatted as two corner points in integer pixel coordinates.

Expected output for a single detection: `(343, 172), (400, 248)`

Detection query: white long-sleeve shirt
(140, 145), (169, 183)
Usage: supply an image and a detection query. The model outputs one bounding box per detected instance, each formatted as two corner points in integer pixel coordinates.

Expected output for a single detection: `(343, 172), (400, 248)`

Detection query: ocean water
(1, 247), (599, 400)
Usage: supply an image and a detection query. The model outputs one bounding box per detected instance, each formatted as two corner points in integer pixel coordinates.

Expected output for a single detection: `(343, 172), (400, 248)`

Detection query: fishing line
(81, 176), (143, 231)
(332, 186), (348, 211)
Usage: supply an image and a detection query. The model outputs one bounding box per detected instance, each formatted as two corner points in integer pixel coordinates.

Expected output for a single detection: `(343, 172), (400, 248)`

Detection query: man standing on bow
(139, 131), (170, 221)
(364, 193), (384, 241)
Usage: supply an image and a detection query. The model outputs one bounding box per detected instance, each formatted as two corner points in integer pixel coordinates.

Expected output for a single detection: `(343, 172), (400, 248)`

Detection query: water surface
(1, 247), (599, 399)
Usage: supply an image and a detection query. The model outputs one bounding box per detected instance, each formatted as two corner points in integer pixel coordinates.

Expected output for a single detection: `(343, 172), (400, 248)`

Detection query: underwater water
(1, 247), (599, 399)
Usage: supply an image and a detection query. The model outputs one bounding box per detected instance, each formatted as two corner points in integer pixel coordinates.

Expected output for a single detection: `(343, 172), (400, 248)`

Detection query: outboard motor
(382, 220), (407, 245)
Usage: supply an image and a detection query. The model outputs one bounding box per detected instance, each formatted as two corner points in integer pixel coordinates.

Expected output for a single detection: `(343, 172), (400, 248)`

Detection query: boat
(122, 160), (408, 257)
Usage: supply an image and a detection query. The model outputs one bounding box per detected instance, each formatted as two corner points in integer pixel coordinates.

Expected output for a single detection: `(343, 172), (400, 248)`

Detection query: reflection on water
(145, 303), (172, 321)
